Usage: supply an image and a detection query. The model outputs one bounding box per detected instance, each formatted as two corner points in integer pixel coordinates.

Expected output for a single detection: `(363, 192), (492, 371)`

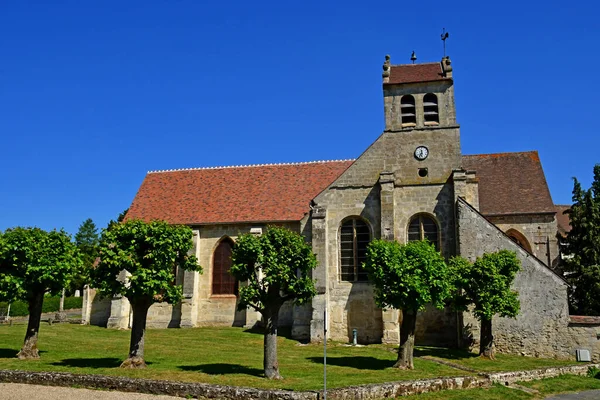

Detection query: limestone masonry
(83, 55), (599, 360)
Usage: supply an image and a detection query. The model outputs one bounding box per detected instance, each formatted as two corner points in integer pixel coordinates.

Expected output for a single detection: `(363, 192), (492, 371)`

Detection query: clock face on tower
(414, 146), (429, 161)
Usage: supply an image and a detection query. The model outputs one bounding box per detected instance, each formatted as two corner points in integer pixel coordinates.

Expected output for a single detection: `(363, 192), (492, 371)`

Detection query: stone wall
(457, 198), (600, 360)
(487, 213), (560, 269)
(383, 80), (456, 131)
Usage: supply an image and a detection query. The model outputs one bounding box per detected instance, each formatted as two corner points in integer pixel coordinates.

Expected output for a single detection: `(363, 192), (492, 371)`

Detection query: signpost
(324, 309), (328, 400)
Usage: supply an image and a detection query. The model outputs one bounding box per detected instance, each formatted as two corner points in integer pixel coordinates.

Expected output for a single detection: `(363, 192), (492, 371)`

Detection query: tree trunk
(18, 292), (44, 360)
(263, 304), (283, 379)
(479, 318), (495, 360)
(120, 298), (151, 368)
(394, 309), (417, 369)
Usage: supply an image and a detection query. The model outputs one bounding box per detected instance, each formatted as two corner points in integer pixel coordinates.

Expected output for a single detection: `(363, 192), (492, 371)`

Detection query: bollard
(352, 328), (358, 346)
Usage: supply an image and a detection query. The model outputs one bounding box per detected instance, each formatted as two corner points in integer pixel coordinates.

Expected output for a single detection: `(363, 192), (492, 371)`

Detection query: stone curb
(486, 364), (599, 385)
(0, 365), (597, 400)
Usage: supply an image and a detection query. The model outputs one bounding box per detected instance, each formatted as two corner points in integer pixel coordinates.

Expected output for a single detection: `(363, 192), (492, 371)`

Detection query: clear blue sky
(1, 1), (598, 236)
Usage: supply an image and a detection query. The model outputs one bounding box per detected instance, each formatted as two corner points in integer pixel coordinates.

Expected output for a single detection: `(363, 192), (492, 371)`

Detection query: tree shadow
(178, 363), (263, 377)
(52, 358), (128, 369)
(242, 325), (294, 340)
(307, 356), (394, 370)
(414, 346), (478, 360)
(0, 348), (18, 359)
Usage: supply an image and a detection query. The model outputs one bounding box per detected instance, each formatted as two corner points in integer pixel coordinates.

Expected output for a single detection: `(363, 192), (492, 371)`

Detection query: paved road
(0, 383), (181, 400)
(545, 390), (600, 399)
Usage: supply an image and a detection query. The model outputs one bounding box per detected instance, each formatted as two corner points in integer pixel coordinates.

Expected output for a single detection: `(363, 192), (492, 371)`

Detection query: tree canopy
(0, 227), (81, 359)
(73, 218), (100, 291)
(449, 250), (520, 359)
(231, 226), (317, 379)
(563, 164), (600, 315)
(363, 239), (449, 369)
(91, 219), (200, 368)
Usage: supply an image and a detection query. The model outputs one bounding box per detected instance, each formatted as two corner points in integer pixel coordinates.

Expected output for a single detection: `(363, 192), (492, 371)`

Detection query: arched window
(408, 214), (440, 251)
(506, 229), (532, 253)
(212, 238), (237, 295)
(340, 218), (371, 282)
(400, 95), (416, 126)
(423, 93), (439, 125)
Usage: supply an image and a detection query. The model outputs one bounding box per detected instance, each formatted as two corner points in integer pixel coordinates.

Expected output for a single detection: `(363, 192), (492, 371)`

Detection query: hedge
(0, 296), (83, 317)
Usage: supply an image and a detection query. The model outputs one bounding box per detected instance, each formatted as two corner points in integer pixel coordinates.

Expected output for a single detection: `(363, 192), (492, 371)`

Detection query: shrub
(0, 296), (83, 317)
(587, 366), (600, 379)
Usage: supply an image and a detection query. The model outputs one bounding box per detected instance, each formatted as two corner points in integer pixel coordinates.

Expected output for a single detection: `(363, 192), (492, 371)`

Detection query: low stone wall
(0, 370), (318, 400)
(0, 365), (596, 399)
(325, 376), (487, 399)
(487, 364), (596, 385)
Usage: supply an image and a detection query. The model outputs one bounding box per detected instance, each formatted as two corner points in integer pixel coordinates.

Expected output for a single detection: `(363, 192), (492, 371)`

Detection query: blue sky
(1, 1), (598, 236)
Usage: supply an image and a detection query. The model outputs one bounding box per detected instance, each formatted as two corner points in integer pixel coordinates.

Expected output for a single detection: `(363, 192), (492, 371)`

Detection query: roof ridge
(391, 62), (440, 67)
(147, 159), (356, 174)
(463, 150), (538, 157)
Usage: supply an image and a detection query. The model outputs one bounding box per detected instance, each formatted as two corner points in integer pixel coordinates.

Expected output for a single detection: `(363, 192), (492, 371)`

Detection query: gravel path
(545, 390), (600, 399)
(0, 383), (181, 400)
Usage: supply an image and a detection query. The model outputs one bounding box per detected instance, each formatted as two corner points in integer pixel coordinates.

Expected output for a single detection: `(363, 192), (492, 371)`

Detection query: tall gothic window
(340, 218), (371, 282)
(212, 238), (237, 295)
(423, 93), (439, 125)
(400, 95), (416, 126)
(408, 214), (440, 251)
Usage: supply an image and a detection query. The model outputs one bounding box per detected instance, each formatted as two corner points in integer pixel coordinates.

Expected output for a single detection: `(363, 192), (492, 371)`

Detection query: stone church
(84, 55), (600, 360)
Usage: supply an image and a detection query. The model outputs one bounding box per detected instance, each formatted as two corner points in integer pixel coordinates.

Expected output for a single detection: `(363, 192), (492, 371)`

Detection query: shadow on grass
(414, 346), (478, 360)
(307, 356), (394, 370)
(242, 325), (294, 340)
(179, 363), (263, 377)
(51, 358), (126, 369)
(0, 348), (18, 358)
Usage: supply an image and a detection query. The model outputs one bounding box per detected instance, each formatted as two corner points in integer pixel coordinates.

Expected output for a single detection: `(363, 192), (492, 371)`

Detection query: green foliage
(363, 240), (450, 312)
(73, 218), (100, 290)
(106, 208), (129, 232)
(564, 164), (600, 315)
(449, 250), (521, 321)
(587, 366), (600, 379)
(90, 220), (200, 305)
(0, 296), (83, 317)
(0, 227), (81, 303)
(230, 226), (317, 312)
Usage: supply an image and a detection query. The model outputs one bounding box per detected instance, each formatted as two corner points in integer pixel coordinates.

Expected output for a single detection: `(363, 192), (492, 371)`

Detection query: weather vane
(441, 28), (449, 57)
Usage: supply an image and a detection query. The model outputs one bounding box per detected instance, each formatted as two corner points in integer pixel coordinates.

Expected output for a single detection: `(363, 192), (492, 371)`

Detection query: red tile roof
(555, 205), (571, 237)
(462, 151), (556, 216)
(126, 160), (354, 225)
(386, 63), (449, 85)
(127, 151), (557, 225)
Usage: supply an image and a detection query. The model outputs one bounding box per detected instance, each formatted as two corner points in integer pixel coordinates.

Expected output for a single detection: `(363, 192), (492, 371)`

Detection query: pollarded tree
(363, 239), (450, 369)
(90, 220), (200, 368)
(449, 250), (521, 360)
(0, 227), (81, 359)
(230, 226), (317, 380)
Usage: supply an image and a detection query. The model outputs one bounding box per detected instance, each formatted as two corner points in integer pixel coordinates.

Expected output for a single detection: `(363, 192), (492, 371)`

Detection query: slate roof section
(386, 62), (449, 85)
(555, 205), (572, 237)
(126, 160), (354, 225)
(462, 151), (556, 216)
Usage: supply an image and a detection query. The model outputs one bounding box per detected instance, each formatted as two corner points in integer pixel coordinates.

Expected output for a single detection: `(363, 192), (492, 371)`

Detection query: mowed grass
(413, 346), (580, 372)
(0, 324), (584, 392)
(408, 375), (600, 399)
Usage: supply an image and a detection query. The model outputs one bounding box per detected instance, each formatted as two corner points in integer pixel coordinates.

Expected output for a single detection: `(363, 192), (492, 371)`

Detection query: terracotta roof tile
(555, 204), (571, 237)
(462, 151), (556, 216)
(126, 160), (354, 225)
(386, 63), (449, 85)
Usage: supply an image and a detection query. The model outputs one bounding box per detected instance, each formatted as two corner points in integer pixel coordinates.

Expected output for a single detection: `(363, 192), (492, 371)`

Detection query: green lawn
(412, 375), (600, 399)
(413, 346), (580, 372)
(0, 324), (587, 393)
